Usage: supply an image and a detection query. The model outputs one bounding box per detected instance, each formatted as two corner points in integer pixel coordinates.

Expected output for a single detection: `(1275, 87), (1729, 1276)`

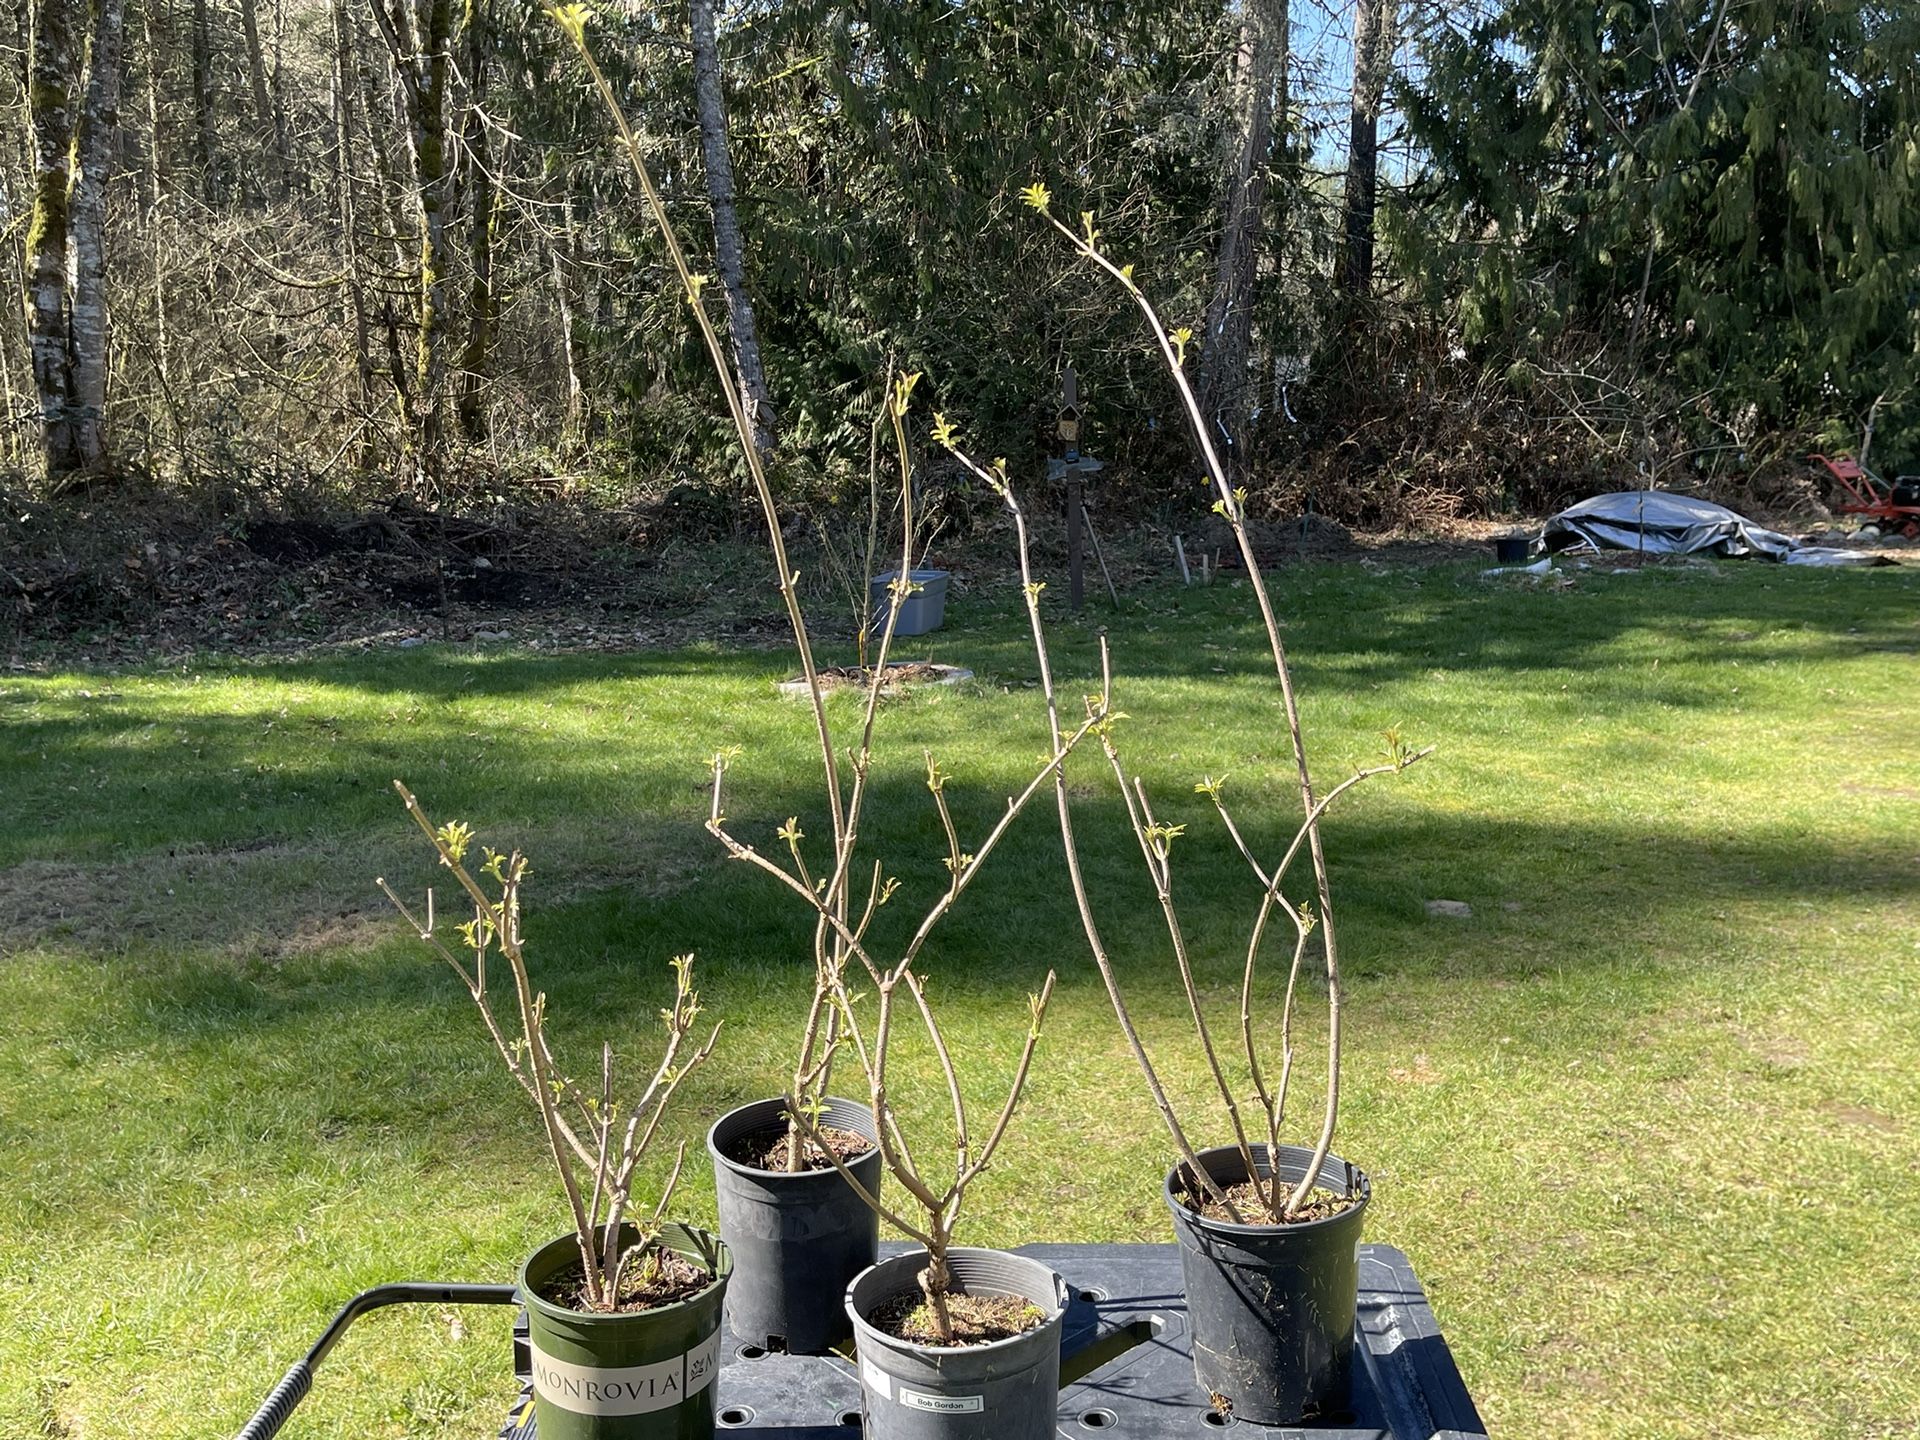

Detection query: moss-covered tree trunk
(66, 0), (129, 475)
(455, 0), (493, 442)
(373, 0), (454, 497)
(25, 0), (80, 479)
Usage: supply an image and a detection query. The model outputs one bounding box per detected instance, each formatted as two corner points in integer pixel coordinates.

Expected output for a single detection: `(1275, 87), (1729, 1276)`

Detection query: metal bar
(1083, 504), (1120, 607)
(234, 1282), (521, 1440)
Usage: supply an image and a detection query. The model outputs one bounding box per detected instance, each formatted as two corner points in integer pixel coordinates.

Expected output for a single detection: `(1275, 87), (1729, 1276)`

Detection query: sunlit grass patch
(1, 557), (1916, 1438)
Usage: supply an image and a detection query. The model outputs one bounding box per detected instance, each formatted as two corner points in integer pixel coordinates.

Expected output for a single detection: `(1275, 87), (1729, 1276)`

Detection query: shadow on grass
(9, 560), (1914, 864)
(67, 785), (1919, 1044)
(956, 555), (1912, 665)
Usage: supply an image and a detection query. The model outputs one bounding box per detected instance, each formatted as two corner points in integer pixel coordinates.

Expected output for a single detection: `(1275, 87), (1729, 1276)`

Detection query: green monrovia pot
(518, 1222), (731, 1440)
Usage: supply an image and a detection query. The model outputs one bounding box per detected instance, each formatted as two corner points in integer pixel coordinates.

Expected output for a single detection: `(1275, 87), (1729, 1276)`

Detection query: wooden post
(1067, 468), (1084, 612)
(1060, 364), (1084, 612)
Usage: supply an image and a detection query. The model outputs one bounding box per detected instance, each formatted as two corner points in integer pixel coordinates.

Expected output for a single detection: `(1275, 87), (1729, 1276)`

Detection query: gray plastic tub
(870, 570), (949, 637)
(846, 1247), (1066, 1440)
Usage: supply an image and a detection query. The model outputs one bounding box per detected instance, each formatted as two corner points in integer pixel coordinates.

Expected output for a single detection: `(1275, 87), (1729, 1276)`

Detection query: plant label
(898, 1388), (985, 1414)
(530, 1331), (721, 1416)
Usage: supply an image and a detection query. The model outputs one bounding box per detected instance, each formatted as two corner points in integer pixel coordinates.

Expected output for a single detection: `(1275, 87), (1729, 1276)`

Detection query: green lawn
(3, 557), (1917, 1440)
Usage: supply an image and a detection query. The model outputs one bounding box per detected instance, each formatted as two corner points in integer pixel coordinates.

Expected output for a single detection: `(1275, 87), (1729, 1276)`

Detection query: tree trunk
(270, 0), (293, 186)
(455, 0), (494, 441)
(1196, 0), (1286, 448)
(190, 0), (216, 201)
(67, 0), (130, 473)
(352, 6), (410, 281)
(144, 0), (184, 469)
(1338, 0), (1394, 297)
(330, 0), (376, 430)
(373, 0), (456, 497)
(689, 0), (778, 456)
(551, 181), (584, 445)
(239, 0), (285, 194)
(411, 0), (454, 496)
(141, 0), (168, 215)
(24, 0), (80, 479)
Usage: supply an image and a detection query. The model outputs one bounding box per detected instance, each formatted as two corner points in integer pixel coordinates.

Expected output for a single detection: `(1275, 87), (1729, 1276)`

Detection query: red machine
(1810, 452), (1920, 537)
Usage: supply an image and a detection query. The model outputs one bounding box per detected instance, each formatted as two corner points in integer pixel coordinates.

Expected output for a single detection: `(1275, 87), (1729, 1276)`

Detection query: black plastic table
(495, 1244), (1485, 1439)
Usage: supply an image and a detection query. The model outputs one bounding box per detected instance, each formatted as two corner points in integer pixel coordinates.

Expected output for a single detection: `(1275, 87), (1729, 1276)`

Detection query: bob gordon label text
(531, 1332), (720, 1416)
(898, 1387), (984, 1414)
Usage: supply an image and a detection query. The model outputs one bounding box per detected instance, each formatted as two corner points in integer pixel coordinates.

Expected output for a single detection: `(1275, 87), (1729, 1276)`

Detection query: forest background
(6, 0), (1918, 551)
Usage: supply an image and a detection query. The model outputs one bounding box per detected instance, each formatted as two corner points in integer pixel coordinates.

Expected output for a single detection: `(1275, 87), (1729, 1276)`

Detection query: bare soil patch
(868, 1288), (1047, 1346)
(0, 819), (704, 959)
(0, 484), (1535, 672)
(726, 1123), (873, 1173)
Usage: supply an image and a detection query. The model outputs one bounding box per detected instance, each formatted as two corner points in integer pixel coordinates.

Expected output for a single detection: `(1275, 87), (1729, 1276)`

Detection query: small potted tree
(378, 784), (726, 1440)
(1007, 186), (1432, 1426)
(698, 398), (1108, 1440)
(706, 662), (1102, 1439)
(538, 9), (961, 1359)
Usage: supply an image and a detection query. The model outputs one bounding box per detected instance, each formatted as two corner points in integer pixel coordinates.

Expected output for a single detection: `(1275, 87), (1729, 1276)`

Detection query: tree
(1196, 0), (1287, 450)
(23, 0), (125, 483)
(371, 0), (457, 497)
(67, 0), (129, 472)
(1339, 0), (1394, 297)
(455, 0), (496, 442)
(23, 0), (80, 478)
(1396, 0), (1920, 462)
(689, 0), (778, 456)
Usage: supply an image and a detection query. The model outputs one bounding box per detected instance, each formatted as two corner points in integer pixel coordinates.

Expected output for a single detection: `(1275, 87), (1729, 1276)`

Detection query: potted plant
(377, 785), (727, 1440)
(701, 384), (1109, 1439)
(1006, 185), (1433, 1425)
(708, 728), (1087, 1440)
(536, 10), (973, 1359)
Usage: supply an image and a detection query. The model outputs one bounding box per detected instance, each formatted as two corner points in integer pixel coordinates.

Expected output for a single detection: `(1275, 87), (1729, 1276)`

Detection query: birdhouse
(1058, 365), (1082, 447)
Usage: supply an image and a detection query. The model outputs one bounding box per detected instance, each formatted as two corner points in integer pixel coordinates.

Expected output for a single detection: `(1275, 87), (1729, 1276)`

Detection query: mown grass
(2, 556), (1917, 1440)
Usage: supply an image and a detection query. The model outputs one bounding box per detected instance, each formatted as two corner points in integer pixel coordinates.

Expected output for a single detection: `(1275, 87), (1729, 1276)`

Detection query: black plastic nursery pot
(846, 1247), (1068, 1440)
(518, 1222), (731, 1440)
(1164, 1144), (1372, 1427)
(707, 1095), (882, 1354)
